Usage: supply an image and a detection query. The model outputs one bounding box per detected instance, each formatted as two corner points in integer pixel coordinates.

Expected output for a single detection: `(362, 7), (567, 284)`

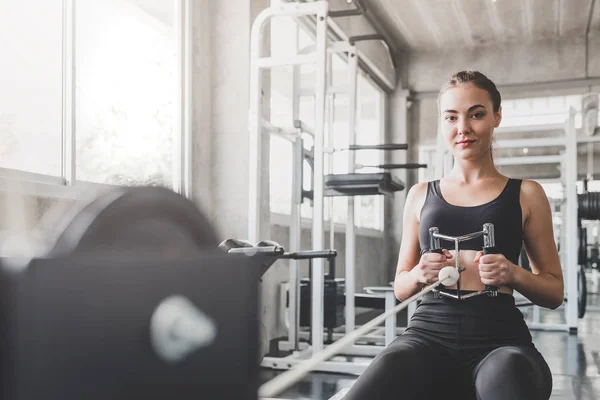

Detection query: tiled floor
(260, 281), (600, 399)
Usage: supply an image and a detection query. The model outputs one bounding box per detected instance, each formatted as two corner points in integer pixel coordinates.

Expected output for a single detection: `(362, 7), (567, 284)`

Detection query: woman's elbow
(547, 294), (564, 310)
(547, 286), (564, 310)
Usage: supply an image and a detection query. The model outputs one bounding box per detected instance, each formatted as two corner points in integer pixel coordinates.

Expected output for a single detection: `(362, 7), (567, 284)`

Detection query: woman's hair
(438, 70), (501, 161)
(438, 70), (501, 112)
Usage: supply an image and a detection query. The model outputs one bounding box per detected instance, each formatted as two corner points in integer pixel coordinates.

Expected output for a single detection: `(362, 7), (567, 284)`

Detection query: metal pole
(290, 137), (303, 351)
(248, 8), (268, 243)
(311, 3), (329, 353)
(345, 46), (358, 335)
(565, 108), (578, 333)
(328, 93), (335, 251)
(62, 0), (76, 186)
(288, 21), (302, 352)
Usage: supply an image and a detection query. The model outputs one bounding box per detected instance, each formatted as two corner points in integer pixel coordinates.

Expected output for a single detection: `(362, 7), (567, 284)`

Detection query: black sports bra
(418, 179), (523, 265)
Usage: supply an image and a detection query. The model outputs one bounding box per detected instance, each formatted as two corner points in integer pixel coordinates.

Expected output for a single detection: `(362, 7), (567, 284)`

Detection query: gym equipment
(49, 186), (219, 257)
(429, 223), (499, 300)
(323, 172), (405, 197)
(579, 192), (600, 220)
(578, 264), (587, 318)
(0, 187), (261, 400)
(258, 266), (460, 398)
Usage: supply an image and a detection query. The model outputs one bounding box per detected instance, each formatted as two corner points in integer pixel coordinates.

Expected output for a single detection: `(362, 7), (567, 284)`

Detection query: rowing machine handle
(483, 246), (499, 295)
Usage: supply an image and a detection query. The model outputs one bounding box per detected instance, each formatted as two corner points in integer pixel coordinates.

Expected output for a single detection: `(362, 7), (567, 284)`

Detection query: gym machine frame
(248, 1), (399, 376)
(426, 109), (590, 333)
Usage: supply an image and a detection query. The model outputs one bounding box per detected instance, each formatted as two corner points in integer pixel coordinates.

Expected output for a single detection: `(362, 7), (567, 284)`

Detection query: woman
(344, 71), (562, 400)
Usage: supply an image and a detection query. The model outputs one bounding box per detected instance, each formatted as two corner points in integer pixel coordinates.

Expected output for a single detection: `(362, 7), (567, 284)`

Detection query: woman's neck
(448, 155), (501, 184)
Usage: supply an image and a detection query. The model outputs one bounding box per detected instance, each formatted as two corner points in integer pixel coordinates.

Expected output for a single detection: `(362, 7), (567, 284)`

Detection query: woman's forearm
(511, 265), (564, 309)
(394, 269), (423, 301)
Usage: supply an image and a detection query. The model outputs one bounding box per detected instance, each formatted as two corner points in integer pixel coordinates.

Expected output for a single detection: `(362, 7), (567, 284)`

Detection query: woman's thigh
(343, 334), (458, 400)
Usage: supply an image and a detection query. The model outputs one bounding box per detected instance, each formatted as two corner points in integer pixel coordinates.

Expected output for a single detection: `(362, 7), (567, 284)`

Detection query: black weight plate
(49, 187), (219, 257)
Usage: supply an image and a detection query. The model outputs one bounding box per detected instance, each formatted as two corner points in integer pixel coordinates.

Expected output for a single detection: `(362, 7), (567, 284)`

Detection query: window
(500, 95), (584, 128)
(0, 0), (63, 176)
(0, 1), (189, 198)
(75, 0), (178, 188)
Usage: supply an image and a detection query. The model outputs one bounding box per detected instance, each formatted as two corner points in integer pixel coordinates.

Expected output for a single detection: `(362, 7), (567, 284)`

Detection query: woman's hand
(474, 251), (516, 287)
(410, 249), (454, 285)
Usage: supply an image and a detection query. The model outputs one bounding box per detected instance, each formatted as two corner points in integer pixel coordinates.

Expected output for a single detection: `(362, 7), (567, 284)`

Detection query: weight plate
(578, 264), (587, 319)
(48, 187), (218, 257)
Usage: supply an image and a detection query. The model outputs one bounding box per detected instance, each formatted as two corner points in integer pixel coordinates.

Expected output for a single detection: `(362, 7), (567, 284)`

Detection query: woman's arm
(393, 183), (427, 301)
(511, 180), (564, 309)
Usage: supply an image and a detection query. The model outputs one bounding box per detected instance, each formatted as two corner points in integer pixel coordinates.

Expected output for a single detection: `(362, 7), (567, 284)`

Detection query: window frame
(0, 0), (192, 200)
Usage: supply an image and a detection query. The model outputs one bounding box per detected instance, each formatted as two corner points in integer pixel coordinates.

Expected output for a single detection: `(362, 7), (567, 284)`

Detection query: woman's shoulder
(405, 181), (431, 211)
(518, 179), (547, 199)
(407, 181), (430, 200)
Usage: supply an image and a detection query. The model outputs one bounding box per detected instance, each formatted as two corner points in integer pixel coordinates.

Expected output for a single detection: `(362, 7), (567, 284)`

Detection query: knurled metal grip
(482, 223), (499, 297)
(429, 227), (442, 253)
(483, 223), (495, 249)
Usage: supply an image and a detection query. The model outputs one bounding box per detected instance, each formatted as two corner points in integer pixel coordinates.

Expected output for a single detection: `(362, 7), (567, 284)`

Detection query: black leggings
(344, 291), (552, 400)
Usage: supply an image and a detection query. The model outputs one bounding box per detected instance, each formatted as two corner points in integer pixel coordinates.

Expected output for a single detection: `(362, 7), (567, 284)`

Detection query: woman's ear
(494, 105), (502, 128)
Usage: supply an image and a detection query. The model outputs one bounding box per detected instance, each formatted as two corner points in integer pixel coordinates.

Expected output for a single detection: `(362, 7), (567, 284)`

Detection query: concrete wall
(403, 34), (600, 94)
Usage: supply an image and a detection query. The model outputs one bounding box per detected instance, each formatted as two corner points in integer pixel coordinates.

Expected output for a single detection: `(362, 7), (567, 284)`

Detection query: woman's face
(439, 83), (502, 161)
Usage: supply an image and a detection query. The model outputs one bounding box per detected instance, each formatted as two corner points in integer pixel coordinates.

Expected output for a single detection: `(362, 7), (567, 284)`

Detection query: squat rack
(248, 1), (411, 376)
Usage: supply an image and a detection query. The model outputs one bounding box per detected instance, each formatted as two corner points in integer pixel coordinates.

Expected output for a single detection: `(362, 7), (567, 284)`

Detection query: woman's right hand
(410, 249), (454, 285)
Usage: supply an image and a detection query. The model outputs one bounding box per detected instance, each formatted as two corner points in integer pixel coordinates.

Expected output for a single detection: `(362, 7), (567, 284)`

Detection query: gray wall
(403, 34), (600, 94)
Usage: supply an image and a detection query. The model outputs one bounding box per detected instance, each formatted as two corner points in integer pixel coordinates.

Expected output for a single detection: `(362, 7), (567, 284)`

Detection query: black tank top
(418, 179), (523, 265)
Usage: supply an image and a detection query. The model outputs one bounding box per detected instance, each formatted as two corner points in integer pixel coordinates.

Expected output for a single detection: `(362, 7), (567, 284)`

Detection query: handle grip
(483, 246), (499, 293)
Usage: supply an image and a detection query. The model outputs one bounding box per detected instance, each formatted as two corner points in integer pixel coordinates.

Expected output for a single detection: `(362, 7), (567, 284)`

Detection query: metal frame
(252, 1), (397, 376)
(248, 0), (330, 363)
(1, 0), (192, 200)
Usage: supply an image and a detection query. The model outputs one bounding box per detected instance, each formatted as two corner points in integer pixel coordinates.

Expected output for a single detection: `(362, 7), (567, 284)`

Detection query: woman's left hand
(473, 251), (517, 286)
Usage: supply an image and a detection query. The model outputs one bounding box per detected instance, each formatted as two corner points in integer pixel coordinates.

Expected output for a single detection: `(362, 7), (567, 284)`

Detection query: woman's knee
(479, 346), (535, 370)
(474, 346), (552, 400)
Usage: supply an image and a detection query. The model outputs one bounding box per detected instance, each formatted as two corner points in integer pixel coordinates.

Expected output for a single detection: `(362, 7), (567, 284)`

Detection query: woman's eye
(445, 115), (456, 121)
(471, 112), (485, 119)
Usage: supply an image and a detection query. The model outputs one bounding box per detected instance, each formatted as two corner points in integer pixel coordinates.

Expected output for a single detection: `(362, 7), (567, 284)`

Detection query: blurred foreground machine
(0, 187), (260, 400)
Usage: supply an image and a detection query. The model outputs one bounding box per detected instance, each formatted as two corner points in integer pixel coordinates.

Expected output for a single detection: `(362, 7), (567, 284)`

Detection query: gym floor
(259, 287), (600, 399)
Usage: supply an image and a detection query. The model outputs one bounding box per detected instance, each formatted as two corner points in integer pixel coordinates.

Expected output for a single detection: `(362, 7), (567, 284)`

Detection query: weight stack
(298, 278), (345, 329)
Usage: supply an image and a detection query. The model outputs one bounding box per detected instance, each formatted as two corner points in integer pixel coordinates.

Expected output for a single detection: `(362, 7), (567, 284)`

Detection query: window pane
(75, 0), (177, 187)
(501, 94), (585, 128)
(331, 53), (348, 87)
(0, 0), (62, 176)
